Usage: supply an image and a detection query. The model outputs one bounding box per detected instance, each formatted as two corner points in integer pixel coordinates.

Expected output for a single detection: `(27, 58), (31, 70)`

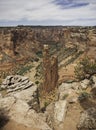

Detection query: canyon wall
(0, 26), (96, 76)
(0, 26), (95, 61)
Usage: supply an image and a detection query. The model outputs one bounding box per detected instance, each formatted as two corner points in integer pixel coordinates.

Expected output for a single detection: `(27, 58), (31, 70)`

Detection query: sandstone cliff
(0, 26), (96, 77)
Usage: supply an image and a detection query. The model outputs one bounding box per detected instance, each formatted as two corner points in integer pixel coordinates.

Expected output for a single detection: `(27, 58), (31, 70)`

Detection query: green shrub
(44, 101), (50, 108)
(36, 51), (42, 58)
(35, 62), (43, 80)
(78, 91), (90, 101)
(62, 94), (69, 100)
(74, 57), (96, 80)
(0, 79), (2, 85)
(17, 65), (33, 75)
(41, 101), (50, 112)
(35, 80), (39, 85)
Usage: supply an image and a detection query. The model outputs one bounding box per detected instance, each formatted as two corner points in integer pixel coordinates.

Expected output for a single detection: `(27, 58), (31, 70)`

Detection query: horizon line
(0, 25), (96, 27)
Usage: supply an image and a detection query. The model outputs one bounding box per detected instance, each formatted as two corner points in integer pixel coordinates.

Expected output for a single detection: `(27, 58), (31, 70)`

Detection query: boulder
(45, 100), (67, 130)
(92, 76), (96, 87)
(58, 82), (79, 100)
(54, 100), (67, 122)
(53, 100), (67, 130)
(58, 83), (73, 100)
(80, 79), (89, 90)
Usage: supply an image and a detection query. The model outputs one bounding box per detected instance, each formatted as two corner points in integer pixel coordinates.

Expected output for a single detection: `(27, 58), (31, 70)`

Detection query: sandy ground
(59, 63), (76, 83)
(63, 102), (82, 130)
(1, 120), (40, 130)
(25, 61), (40, 82)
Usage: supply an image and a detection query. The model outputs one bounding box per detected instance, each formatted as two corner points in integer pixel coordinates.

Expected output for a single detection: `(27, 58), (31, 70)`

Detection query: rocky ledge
(0, 75), (96, 130)
(0, 75), (52, 130)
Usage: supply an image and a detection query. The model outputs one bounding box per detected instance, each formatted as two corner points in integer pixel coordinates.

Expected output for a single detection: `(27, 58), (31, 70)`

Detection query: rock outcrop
(43, 45), (58, 93)
(58, 82), (80, 100)
(1, 75), (40, 111)
(45, 100), (67, 130)
(80, 79), (90, 90)
(53, 100), (67, 130)
(1, 75), (33, 91)
(0, 75), (96, 130)
(0, 97), (52, 130)
(77, 107), (96, 130)
(92, 75), (96, 87)
(0, 75), (52, 130)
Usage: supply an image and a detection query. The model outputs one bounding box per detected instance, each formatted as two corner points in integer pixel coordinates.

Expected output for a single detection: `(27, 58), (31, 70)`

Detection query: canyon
(0, 26), (96, 76)
(0, 26), (96, 130)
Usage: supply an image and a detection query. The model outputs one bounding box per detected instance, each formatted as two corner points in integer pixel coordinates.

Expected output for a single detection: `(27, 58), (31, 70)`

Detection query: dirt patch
(63, 102), (83, 130)
(1, 120), (40, 130)
(59, 63), (76, 83)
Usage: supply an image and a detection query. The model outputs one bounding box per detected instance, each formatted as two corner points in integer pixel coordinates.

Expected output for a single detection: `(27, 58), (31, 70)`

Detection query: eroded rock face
(1, 74), (96, 130)
(0, 26), (96, 79)
(77, 107), (96, 130)
(58, 82), (80, 100)
(80, 79), (90, 90)
(0, 96), (16, 112)
(9, 100), (52, 130)
(1, 75), (39, 111)
(92, 76), (96, 87)
(0, 98), (52, 130)
(0, 75), (52, 130)
(45, 100), (67, 130)
(1, 75), (33, 92)
(53, 100), (67, 130)
(43, 45), (58, 93)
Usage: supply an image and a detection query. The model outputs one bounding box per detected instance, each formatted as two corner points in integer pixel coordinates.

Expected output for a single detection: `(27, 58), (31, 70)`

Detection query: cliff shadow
(0, 109), (9, 129)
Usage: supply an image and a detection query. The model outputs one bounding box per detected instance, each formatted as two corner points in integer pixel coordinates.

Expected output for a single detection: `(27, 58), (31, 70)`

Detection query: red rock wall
(43, 45), (58, 92)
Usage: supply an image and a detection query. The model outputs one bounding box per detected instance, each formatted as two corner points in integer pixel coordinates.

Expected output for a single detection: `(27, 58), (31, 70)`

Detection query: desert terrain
(0, 26), (96, 130)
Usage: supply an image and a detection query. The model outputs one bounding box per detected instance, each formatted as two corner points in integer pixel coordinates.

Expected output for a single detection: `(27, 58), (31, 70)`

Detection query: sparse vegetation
(17, 65), (33, 75)
(35, 62), (43, 80)
(74, 57), (96, 80)
(58, 47), (77, 64)
(0, 26), (96, 130)
(63, 51), (83, 67)
(0, 79), (2, 86)
(44, 101), (50, 108)
(78, 91), (90, 101)
(36, 51), (42, 58)
(62, 94), (69, 100)
(35, 80), (40, 85)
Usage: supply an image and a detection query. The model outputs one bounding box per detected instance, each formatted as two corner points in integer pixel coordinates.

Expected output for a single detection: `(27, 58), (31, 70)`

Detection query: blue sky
(0, 0), (96, 26)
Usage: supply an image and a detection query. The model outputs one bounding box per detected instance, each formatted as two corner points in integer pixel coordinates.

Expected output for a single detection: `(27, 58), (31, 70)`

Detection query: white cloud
(0, 0), (96, 25)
